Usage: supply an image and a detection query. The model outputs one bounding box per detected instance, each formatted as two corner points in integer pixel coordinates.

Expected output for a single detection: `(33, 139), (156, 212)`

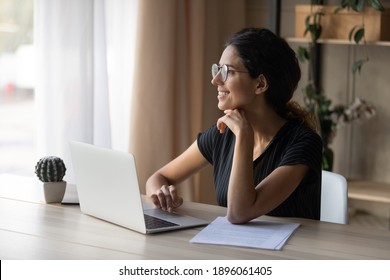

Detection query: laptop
(69, 141), (208, 234)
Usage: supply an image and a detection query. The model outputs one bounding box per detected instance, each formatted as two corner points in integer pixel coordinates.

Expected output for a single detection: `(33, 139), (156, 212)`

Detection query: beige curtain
(129, 0), (246, 204)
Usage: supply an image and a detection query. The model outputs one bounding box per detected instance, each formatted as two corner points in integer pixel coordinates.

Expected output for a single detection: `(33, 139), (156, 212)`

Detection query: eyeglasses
(211, 64), (249, 82)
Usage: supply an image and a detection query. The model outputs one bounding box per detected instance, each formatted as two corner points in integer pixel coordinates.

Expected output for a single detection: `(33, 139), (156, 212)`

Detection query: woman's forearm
(227, 133), (258, 224)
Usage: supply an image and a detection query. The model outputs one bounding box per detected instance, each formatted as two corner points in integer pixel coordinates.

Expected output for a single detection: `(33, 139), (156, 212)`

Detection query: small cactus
(35, 156), (67, 182)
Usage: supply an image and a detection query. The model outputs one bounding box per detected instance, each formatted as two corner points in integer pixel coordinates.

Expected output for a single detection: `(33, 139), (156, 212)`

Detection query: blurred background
(0, 0), (34, 176)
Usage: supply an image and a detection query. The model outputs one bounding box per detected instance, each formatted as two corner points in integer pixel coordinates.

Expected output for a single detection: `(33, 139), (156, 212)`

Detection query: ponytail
(283, 101), (318, 132)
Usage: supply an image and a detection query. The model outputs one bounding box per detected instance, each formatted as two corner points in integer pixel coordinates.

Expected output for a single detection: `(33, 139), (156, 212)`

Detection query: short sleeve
(279, 127), (323, 177)
(197, 125), (218, 164)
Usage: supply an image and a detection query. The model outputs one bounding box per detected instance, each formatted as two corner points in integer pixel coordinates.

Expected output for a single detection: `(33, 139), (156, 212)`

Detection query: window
(0, 0), (138, 180)
(0, 0), (35, 176)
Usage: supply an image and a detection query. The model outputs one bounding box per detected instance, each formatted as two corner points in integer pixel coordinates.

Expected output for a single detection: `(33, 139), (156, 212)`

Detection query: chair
(320, 170), (349, 224)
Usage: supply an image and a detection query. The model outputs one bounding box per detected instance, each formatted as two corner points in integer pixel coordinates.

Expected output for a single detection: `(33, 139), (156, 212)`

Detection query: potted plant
(296, 0), (387, 72)
(35, 156), (67, 203)
(337, 0), (386, 72)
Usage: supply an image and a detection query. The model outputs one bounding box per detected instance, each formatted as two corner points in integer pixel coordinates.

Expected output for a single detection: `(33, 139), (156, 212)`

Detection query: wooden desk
(1, 175), (390, 260)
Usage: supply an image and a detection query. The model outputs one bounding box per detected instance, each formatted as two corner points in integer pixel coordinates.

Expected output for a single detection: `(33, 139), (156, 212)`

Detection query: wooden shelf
(286, 37), (390, 47)
(348, 180), (390, 204)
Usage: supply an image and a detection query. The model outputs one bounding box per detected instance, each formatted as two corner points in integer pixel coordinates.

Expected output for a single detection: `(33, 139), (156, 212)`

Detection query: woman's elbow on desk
(226, 214), (249, 224)
(226, 206), (266, 224)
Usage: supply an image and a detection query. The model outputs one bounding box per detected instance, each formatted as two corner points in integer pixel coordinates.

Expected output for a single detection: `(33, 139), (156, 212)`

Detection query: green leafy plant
(336, 0), (385, 73)
(299, 0), (385, 73)
(35, 156), (67, 182)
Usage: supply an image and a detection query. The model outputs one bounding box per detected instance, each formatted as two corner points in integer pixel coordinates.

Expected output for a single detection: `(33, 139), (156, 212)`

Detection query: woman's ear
(255, 74), (269, 94)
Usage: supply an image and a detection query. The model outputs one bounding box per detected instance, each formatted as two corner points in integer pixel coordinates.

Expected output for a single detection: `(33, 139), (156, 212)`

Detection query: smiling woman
(146, 28), (323, 224)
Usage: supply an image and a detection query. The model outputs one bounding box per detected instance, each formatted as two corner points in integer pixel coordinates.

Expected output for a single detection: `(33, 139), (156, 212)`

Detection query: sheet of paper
(190, 216), (300, 250)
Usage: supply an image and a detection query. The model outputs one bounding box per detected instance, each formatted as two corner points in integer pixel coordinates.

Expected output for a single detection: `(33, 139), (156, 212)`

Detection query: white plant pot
(43, 181), (67, 203)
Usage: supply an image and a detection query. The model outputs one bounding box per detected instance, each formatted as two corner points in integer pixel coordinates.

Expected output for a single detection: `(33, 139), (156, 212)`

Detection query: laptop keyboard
(144, 214), (179, 229)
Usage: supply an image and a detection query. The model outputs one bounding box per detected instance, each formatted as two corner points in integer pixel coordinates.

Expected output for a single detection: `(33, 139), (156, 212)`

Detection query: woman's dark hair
(225, 28), (316, 131)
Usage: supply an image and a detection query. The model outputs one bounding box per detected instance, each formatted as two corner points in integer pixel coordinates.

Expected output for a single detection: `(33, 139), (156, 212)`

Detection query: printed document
(190, 216), (300, 250)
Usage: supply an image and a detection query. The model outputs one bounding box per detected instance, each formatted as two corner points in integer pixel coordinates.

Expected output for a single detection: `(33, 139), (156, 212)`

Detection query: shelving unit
(287, 8), (390, 224)
(348, 180), (390, 229)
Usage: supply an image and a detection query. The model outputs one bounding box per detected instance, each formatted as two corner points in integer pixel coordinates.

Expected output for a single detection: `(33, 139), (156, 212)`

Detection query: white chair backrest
(321, 170), (349, 224)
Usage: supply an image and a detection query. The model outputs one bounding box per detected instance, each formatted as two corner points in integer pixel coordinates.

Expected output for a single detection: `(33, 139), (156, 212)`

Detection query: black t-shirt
(197, 120), (323, 220)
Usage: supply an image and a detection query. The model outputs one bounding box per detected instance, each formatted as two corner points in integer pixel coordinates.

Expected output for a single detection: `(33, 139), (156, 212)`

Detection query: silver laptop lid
(69, 141), (147, 233)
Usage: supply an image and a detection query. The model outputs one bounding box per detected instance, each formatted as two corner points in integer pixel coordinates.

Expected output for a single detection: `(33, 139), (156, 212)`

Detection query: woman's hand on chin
(217, 109), (252, 136)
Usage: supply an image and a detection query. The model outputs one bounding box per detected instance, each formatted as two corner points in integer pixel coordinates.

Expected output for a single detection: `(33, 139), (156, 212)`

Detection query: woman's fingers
(217, 109), (251, 136)
(157, 185), (172, 211)
(169, 185), (183, 209)
(217, 110), (234, 134)
(149, 193), (161, 208)
(217, 118), (227, 134)
(151, 185), (183, 212)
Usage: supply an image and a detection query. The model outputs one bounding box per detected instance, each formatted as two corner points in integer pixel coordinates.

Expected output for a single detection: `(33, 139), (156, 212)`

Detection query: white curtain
(34, 0), (138, 182)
